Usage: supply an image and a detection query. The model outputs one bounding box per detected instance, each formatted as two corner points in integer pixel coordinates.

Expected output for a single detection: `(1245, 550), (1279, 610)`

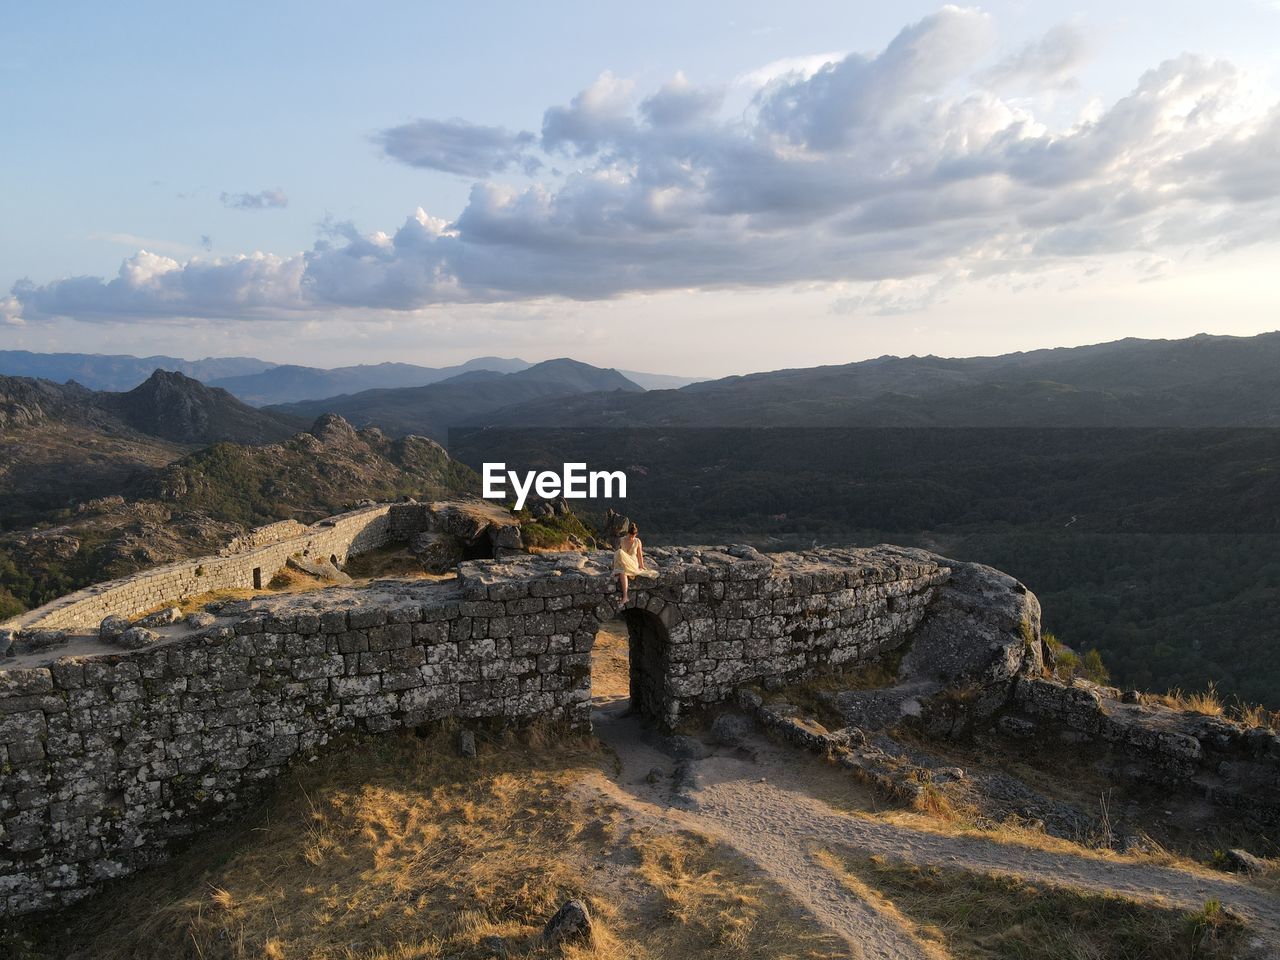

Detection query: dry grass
(590, 621), (631, 704)
(1145, 683), (1279, 729)
(811, 850), (951, 960)
(1149, 682), (1227, 718)
(342, 546), (444, 581)
(865, 798), (1227, 882)
(826, 853), (1250, 960)
(909, 781), (960, 822)
(7, 726), (843, 960)
(1252, 860), (1280, 895)
(631, 829), (846, 958)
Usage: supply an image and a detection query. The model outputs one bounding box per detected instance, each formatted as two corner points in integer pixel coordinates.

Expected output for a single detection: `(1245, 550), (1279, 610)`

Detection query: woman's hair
(627, 522), (639, 535)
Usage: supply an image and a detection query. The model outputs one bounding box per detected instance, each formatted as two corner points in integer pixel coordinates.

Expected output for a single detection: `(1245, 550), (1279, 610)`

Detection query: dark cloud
(220, 188), (288, 210)
(374, 118), (540, 177)
(10, 10), (1280, 324)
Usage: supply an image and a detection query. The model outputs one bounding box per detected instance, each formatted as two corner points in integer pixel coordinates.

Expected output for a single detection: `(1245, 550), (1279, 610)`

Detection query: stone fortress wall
(0, 535), (953, 914)
(0, 500), (513, 638)
(1, 503), (401, 635)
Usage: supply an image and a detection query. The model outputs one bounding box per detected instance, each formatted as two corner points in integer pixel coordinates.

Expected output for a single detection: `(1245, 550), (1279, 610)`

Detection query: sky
(2, 1), (1278, 377)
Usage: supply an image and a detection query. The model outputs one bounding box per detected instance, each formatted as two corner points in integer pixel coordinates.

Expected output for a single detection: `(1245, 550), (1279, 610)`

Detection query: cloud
(541, 71), (635, 154)
(12, 250), (307, 321)
(374, 118), (540, 176)
(980, 22), (1091, 91)
(220, 188), (288, 210)
(641, 72), (724, 127)
(9, 7), (1280, 324)
(733, 52), (845, 90)
(833, 273), (967, 316)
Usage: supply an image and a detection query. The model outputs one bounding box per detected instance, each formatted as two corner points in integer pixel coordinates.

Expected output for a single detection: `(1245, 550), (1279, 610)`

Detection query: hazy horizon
(7, 326), (1280, 384)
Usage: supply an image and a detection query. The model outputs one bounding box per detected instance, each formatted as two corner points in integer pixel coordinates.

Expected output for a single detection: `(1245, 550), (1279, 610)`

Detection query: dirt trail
(586, 702), (1280, 959)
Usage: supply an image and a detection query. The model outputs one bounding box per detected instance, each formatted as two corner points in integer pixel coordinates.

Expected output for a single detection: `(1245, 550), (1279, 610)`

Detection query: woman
(612, 522), (655, 604)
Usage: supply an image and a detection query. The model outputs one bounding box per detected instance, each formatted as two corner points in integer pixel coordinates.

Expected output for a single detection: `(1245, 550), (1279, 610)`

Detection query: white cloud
(734, 53), (846, 90)
(9, 8), (1280, 325)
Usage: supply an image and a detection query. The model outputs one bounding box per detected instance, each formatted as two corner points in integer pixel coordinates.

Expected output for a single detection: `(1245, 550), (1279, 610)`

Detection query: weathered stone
(1224, 848), (1267, 875)
(710, 712), (754, 747)
(117, 627), (159, 649)
(542, 898), (592, 945)
(99, 615), (130, 642)
(138, 607), (182, 628)
(458, 729), (477, 759)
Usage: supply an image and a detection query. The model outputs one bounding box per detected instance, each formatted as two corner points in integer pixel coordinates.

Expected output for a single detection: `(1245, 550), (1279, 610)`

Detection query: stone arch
(620, 607), (670, 722)
(588, 588), (684, 727)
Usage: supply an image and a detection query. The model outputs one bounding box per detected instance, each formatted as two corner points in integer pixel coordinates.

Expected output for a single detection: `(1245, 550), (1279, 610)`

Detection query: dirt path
(586, 702), (1280, 959)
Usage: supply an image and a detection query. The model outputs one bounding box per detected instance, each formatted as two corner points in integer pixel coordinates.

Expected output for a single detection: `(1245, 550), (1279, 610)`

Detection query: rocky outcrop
(830, 557), (1042, 735)
(401, 500), (524, 572)
(94, 370), (300, 445)
(997, 676), (1280, 824)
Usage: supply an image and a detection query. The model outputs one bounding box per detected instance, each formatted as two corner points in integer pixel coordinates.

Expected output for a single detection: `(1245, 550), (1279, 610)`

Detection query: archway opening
(591, 607), (670, 722)
(459, 536), (496, 561)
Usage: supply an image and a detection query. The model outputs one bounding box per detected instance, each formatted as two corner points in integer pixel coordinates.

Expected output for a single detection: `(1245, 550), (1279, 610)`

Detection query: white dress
(612, 537), (656, 578)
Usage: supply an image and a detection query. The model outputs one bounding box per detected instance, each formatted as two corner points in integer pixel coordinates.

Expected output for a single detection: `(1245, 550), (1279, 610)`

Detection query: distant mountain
(475, 332), (1280, 429)
(270, 358), (643, 440)
(0, 370), (301, 526)
(1, 374), (186, 527)
(0, 350), (274, 392)
(137, 414), (477, 527)
(95, 370), (304, 445)
(618, 369), (706, 390)
(0, 349), (699, 404)
(207, 356), (532, 405)
(0, 412), (479, 618)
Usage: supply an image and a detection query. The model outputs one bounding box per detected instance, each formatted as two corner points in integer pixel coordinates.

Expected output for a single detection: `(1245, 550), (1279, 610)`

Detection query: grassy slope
(4, 729), (845, 960)
(826, 855), (1247, 960)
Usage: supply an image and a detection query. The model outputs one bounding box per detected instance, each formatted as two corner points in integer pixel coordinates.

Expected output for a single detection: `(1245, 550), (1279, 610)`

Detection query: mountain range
(470, 332), (1280, 429)
(0, 349), (702, 403)
(268, 358), (644, 441)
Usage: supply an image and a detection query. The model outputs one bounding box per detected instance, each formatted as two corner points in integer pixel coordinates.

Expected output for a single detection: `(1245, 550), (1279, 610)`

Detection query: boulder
(286, 555), (353, 584)
(411, 532), (464, 574)
(99, 615), (130, 642)
(710, 712), (754, 747)
(664, 735), (712, 761)
(0, 628), (14, 658)
(117, 626), (159, 649)
(18, 629), (67, 650)
(1225, 848), (1268, 875)
(185, 611), (217, 630)
(138, 606), (182, 627)
(542, 899), (592, 945)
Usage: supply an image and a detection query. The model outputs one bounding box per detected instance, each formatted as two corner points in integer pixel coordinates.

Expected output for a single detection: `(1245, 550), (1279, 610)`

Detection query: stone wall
(0, 542), (951, 914)
(218, 519), (308, 556)
(1, 504), (406, 634)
